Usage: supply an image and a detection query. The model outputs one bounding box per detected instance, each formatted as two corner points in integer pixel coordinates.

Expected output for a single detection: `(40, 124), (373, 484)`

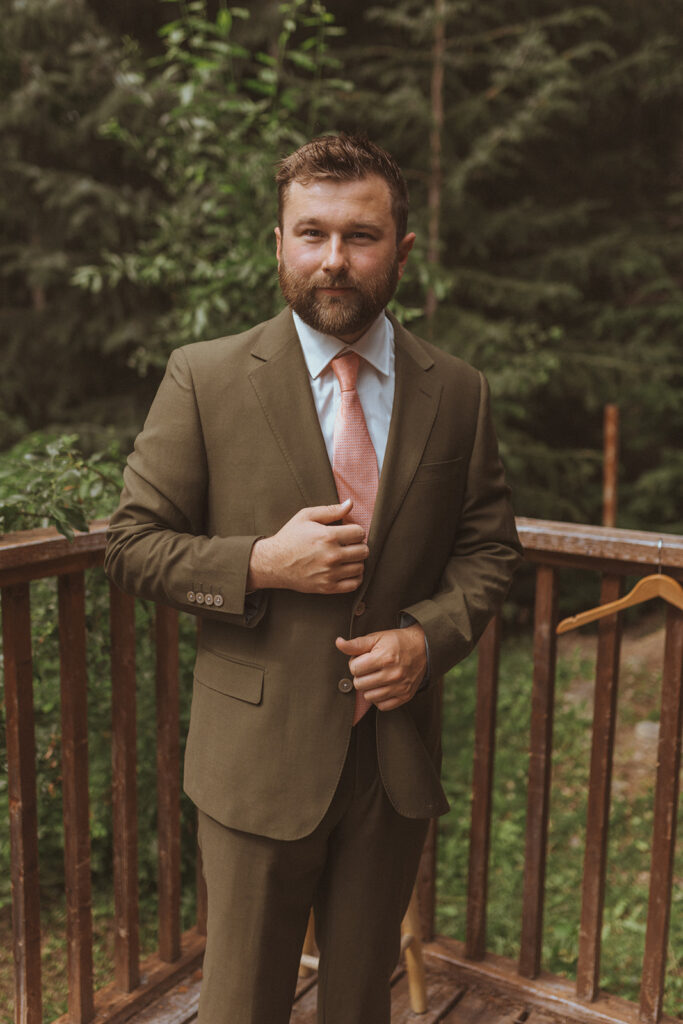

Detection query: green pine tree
(0, 0), (163, 449)
(336, 0), (683, 529)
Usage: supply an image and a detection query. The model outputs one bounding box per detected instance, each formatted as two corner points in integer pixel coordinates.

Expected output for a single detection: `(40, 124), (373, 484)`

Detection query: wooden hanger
(557, 573), (683, 635)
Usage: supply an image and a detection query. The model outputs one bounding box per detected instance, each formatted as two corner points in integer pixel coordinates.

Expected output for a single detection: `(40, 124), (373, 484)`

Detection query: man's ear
(274, 226), (282, 266)
(397, 232), (416, 280)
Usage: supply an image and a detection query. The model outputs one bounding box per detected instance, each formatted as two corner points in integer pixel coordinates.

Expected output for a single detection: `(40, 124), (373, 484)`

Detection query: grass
(1, 626), (681, 1021)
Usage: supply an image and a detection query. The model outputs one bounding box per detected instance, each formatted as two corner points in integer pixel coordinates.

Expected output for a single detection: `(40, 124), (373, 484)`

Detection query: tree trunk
(425, 0), (445, 327)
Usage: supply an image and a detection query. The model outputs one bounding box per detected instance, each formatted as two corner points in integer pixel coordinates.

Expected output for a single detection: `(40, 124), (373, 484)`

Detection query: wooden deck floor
(129, 936), (654, 1024)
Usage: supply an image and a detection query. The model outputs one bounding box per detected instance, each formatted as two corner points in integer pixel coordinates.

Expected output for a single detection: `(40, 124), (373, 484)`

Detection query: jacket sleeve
(104, 347), (267, 628)
(401, 372), (522, 678)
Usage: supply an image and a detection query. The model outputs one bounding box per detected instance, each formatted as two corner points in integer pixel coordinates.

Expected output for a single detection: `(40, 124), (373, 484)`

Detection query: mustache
(312, 273), (357, 289)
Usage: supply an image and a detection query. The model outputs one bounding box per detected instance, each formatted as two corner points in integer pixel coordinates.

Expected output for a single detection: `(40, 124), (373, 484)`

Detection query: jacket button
(196, 592), (205, 604)
(187, 591), (196, 602)
(213, 594), (224, 608)
(354, 601), (366, 617)
(338, 677), (353, 694)
(204, 593), (214, 606)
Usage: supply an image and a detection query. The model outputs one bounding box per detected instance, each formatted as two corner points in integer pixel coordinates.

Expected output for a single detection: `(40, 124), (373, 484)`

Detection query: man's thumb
(310, 498), (353, 523)
(336, 634), (371, 655)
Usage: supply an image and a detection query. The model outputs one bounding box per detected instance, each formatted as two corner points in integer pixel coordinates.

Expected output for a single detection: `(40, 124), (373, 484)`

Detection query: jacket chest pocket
(412, 456), (463, 485)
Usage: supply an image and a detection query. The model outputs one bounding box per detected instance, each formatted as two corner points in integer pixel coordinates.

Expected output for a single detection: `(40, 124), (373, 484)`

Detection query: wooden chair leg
(299, 888), (429, 1014)
(299, 910), (319, 977)
(400, 886), (428, 1014)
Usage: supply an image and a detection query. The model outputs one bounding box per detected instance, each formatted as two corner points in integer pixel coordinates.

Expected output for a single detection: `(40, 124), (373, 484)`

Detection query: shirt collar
(292, 309), (394, 380)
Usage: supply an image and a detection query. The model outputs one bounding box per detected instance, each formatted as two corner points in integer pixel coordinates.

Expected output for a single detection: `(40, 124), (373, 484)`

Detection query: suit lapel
(247, 308), (441, 575)
(363, 319), (441, 587)
(248, 308), (339, 507)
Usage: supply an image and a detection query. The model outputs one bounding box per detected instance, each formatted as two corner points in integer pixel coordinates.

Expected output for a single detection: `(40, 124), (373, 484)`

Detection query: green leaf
(216, 8), (232, 35)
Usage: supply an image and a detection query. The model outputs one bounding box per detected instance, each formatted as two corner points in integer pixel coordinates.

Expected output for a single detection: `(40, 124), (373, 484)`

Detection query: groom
(105, 133), (521, 1023)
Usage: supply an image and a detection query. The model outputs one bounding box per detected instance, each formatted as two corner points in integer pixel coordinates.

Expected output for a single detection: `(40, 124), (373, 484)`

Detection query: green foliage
(2, 0), (682, 529)
(75, 0), (352, 371)
(0, 0), (163, 448)
(0, 433), (123, 538)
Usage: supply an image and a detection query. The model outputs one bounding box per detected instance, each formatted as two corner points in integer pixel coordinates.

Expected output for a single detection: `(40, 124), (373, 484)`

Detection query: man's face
(275, 175), (415, 343)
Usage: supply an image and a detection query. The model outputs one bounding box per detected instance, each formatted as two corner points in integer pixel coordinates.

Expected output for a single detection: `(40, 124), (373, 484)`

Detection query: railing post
(466, 613), (502, 960)
(519, 565), (558, 979)
(110, 584), (140, 992)
(576, 574), (622, 1001)
(155, 604), (181, 963)
(58, 571), (95, 1024)
(640, 605), (683, 1024)
(2, 583), (42, 1024)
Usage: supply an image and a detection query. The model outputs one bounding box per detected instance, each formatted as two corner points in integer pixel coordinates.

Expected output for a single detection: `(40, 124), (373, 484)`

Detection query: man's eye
(351, 232), (374, 240)
(303, 229), (322, 237)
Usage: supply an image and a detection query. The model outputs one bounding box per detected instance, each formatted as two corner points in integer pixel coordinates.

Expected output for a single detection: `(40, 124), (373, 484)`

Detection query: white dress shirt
(292, 310), (395, 473)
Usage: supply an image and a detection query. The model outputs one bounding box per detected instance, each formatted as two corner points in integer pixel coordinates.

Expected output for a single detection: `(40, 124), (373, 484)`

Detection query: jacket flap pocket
(194, 647), (264, 705)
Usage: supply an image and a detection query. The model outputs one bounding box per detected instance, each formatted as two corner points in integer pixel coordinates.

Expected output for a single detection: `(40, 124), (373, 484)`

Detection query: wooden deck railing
(456, 519), (683, 1024)
(1, 518), (682, 1024)
(1, 522), (206, 1024)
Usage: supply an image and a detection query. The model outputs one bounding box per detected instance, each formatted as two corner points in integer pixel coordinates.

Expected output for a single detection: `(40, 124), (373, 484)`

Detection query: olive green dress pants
(196, 710), (429, 1024)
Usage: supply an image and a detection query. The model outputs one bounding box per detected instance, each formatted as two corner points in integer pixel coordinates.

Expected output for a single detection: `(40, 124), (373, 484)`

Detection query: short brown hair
(276, 134), (409, 241)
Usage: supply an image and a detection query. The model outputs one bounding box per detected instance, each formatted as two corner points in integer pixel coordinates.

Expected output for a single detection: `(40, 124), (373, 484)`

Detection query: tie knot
(332, 351), (360, 392)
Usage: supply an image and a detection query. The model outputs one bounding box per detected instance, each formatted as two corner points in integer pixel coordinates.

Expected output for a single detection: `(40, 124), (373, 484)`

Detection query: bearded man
(105, 134), (522, 1024)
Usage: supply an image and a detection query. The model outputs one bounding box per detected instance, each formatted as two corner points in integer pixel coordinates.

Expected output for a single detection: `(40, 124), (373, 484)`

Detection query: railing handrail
(2, 517), (683, 588)
(0, 520), (108, 586)
(516, 517), (683, 574)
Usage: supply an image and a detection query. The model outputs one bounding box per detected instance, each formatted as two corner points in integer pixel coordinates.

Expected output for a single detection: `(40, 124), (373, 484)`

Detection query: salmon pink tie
(331, 351), (378, 725)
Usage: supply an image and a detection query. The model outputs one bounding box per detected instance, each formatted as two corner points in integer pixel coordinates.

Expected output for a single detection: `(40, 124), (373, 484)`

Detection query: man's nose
(321, 236), (348, 274)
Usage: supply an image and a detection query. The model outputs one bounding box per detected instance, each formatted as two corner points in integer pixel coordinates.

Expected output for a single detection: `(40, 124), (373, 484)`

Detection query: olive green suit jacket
(105, 308), (522, 840)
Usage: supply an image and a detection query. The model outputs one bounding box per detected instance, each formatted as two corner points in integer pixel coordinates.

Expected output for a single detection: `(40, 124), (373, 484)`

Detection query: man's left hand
(335, 624), (427, 711)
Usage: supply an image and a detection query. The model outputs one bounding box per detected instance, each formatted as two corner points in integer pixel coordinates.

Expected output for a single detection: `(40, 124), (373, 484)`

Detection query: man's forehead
(282, 175), (393, 218)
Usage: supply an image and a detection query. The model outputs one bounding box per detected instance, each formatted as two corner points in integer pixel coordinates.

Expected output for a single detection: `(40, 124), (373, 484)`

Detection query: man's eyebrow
(291, 216), (384, 232)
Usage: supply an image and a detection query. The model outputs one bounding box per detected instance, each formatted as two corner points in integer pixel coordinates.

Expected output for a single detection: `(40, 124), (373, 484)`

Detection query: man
(105, 134), (522, 1024)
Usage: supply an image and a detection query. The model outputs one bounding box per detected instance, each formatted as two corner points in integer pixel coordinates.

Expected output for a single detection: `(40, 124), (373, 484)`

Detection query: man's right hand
(247, 499), (369, 594)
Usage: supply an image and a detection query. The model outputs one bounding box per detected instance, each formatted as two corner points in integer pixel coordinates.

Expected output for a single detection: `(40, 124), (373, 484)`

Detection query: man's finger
(348, 652), (387, 678)
(331, 576), (363, 594)
(306, 499), (353, 523)
(334, 561), (366, 581)
(331, 542), (369, 564)
(352, 671), (389, 693)
(331, 524), (367, 546)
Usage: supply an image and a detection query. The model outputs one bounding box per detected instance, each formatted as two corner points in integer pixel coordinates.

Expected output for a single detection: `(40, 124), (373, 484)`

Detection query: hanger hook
(657, 538), (663, 575)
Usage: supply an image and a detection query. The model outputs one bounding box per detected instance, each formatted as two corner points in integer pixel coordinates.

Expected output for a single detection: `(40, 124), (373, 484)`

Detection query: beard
(278, 255), (400, 338)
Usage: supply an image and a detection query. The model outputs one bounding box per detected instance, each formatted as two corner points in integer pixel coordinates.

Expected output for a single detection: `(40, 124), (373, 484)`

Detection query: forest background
(1, 0), (683, 537)
(1, 0), (683, 1018)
